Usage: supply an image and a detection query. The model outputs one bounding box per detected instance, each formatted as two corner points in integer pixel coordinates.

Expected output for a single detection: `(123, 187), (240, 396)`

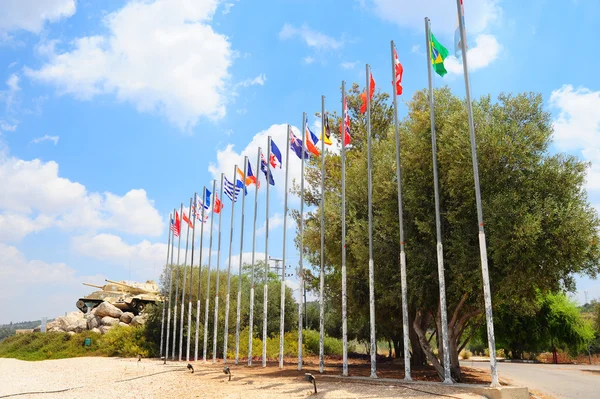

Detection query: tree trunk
(413, 310), (445, 380)
(409, 310), (427, 366)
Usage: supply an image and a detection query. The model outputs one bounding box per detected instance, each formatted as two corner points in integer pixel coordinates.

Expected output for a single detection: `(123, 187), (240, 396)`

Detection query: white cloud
(444, 34), (501, 75)
(0, 122), (17, 132)
(0, 243), (104, 323)
(1, 74), (21, 114)
(550, 85), (600, 193)
(279, 24), (343, 50)
(257, 213), (286, 236)
(26, 0), (232, 130)
(303, 56), (315, 65)
(222, 2), (235, 15)
(340, 61), (358, 70)
(411, 44), (421, 54)
(0, 0), (76, 36)
(227, 251), (266, 269)
(0, 213), (54, 241)
(30, 134), (59, 145)
(370, 0), (501, 35)
(0, 154), (164, 239)
(72, 234), (168, 275)
(236, 73), (267, 88)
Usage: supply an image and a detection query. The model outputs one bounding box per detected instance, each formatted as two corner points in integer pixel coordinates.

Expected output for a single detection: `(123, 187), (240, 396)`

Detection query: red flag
(182, 212), (193, 229)
(394, 47), (404, 95)
(360, 72), (376, 114)
(340, 97), (351, 146)
(214, 192), (224, 214)
(171, 211), (181, 237)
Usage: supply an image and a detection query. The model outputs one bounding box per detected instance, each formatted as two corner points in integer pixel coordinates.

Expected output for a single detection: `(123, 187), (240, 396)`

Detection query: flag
(214, 192), (223, 214)
(235, 167), (249, 194)
(430, 32), (449, 77)
(454, 0), (466, 57)
(260, 153), (275, 185)
(393, 47), (404, 95)
(340, 97), (351, 146)
(246, 158), (258, 187)
(170, 211), (181, 237)
(194, 190), (211, 223)
(237, 166), (254, 187)
(224, 175), (245, 201)
(322, 113), (332, 145)
(182, 212), (194, 229)
(270, 140), (282, 169)
(290, 131), (309, 160)
(305, 118), (320, 156)
(360, 72), (376, 114)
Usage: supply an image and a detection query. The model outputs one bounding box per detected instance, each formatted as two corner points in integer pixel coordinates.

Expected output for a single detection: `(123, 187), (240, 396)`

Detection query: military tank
(76, 279), (161, 314)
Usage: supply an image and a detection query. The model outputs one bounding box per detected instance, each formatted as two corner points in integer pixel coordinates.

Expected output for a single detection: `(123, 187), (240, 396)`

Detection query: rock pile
(34, 302), (148, 335)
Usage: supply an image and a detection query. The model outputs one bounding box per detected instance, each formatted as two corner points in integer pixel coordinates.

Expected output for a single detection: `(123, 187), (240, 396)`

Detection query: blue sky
(0, 0), (599, 323)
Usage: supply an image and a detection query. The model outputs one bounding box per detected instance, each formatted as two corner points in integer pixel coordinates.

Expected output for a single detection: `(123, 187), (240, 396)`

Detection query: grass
(0, 326), (155, 361)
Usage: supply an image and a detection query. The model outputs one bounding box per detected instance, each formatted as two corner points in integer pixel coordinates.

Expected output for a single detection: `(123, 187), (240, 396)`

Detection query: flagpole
(391, 40), (412, 381)
(223, 165), (239, 363)
(425, 17), (452, 384)
(366, 64), (377, 379)
(455, 0), (499, 387)
(187, 193), (198, 362)
(298, 114), (306, 371)
(213, 174), (225, 363)
(160, 214), (172, 358)
(278, 126), (291, 369)
(166, 208), (177, 362)
(319, 95), (326, 374)
(172, 203), (183, 360)
(235, 158), (248, 364)
(179, 197), (193, 361)
(194, 187), (206, 361)
(203, 180), (217, 362)
(262, 137), (272, 368)
(341, 82), (348, 377)
(249, 148), (261, 366)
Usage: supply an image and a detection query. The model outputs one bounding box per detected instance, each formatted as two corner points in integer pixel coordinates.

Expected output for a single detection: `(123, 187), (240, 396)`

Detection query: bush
(460, 349), (472, 360)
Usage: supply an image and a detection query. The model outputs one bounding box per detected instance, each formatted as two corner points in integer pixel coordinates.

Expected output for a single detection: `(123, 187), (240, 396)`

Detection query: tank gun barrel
(105, 279), (153, 293)
(83, 282), (104, 289)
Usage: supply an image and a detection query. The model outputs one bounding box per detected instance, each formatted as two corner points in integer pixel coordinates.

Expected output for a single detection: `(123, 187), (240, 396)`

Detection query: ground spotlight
(223, 366), (231, 381)
(138, 354), (142, 362)
(304, 373), (317, 394)
(187, 363), (194, 373)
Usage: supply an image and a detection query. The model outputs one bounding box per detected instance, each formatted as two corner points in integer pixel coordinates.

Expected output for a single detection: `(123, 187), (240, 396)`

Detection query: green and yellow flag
(430, 33), (449, 77)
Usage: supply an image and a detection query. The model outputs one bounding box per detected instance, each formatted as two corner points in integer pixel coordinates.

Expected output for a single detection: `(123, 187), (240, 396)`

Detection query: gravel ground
(0, 357), (485, 399)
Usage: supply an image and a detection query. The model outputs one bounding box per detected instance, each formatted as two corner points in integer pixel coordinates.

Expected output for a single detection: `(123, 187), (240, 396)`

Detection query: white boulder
(94, 302), (123, 319)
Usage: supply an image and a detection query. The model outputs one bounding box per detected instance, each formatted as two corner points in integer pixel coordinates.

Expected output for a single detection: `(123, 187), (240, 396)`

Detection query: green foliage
(0, 320), (44, 341)
(0, 325), (153, 361)
(494, 291), (595, 358)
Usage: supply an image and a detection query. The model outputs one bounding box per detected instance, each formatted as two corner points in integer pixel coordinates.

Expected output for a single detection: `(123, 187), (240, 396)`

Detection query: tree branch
(449, 293), (469, 330)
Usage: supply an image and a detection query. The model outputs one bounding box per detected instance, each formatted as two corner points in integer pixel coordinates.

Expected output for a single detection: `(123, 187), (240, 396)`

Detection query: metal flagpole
(235, 158), (248, 364)
(179, 197), (193, 361)
(213, 174), (225, 363)
(203, 180), (217, 362)
(248, 148), (261, 366)
(262, 137), (272, 368)
(223, 165), (239, 363)
(341, 82), (348, 377)
(166, 208), (177, 362)
(425, 18), (452, 384)
(160, 214), (172, 357)
(172, 203), (184, 360)
(455, 0), (499, 387)
(279, 125), (291, 369)
(298, 114), (306, 371)
(319, 95), (326, 374)
(187, 193), (198, 362)
(194, 187), (206, 361)
(391, 40), (412, 381)
(366, 64), (377, 378)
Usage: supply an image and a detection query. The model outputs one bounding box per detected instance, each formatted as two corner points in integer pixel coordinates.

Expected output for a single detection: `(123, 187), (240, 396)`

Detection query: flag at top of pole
(321, 113), (333, 146)
(340, 97), (351, 146)
(393, 47), (404, 95)
(246, 158), (258, 187)
(360, 72), (376, 114)
(260, 153), (276, 185)
(305, 119), (320, 156)
(270, 139), (283, 168)
(290, 131), (310, 160)
(171, 211), (181, 237)
(430, 32), (449, 77)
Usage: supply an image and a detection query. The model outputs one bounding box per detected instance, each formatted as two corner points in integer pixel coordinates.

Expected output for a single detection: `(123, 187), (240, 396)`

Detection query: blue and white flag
(224, 176), (245, 201)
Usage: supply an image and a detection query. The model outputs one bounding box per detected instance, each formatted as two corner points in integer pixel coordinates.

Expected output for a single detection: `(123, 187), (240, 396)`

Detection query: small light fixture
(223, 366), (231, 381)
(187, 363), (194, 373)
(138, 354), (142, 362)
(305, 373), (317, 394)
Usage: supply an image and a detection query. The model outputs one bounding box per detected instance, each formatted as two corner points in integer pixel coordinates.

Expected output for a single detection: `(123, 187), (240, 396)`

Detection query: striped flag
(170, 211), (181, 237)
(224, 175), (245, 201)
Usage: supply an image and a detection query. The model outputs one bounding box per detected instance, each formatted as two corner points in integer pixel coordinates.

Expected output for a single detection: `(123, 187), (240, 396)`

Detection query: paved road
(462, 361), (600, 399)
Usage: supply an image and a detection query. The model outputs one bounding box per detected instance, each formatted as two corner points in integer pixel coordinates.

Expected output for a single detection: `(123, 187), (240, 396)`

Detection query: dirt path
(0, 357), (489, 398)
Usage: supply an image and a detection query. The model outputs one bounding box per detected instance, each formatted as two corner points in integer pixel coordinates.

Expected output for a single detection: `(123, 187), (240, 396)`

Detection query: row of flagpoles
(157, 0), (499, 387)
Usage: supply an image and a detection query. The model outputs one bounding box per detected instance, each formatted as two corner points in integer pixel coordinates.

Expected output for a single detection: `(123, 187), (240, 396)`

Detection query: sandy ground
(0, 357), (490, 399)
